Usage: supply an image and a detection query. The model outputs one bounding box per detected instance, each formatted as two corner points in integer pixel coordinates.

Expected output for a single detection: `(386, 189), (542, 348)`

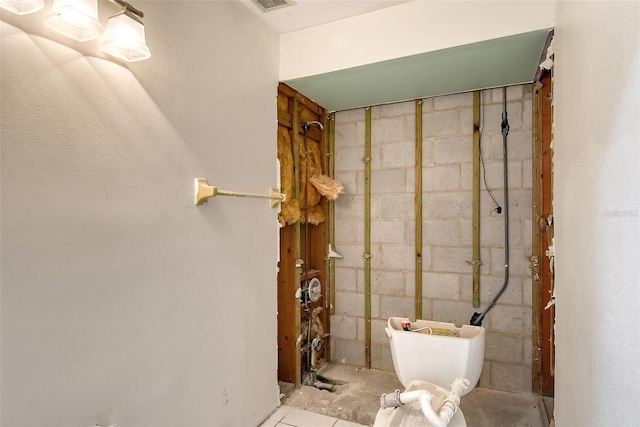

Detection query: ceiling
(238, 0), (413, 34)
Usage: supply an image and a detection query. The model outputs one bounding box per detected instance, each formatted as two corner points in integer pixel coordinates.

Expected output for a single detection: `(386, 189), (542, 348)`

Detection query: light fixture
(0, 0), (44, 15)
(44, 0), (102, 42)
(100, 0), (150, 62)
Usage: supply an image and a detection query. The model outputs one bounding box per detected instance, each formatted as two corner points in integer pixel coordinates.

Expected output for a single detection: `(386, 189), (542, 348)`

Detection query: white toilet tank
(385, 317), (485, 394)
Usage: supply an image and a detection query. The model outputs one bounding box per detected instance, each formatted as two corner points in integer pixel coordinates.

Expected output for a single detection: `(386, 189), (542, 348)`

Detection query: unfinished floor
(280, 363), (551, 427)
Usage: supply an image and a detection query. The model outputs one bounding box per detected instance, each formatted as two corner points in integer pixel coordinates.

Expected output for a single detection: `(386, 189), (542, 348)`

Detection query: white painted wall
(280, 0), (555, 80)
(554, 1), (640, 425)
(0, 1), (280, 426)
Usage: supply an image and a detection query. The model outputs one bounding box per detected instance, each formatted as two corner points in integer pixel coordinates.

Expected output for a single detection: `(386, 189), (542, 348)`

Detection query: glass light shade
(0, 0), (44, 15)
(100, 11), (150, 62)
(44, 0), (102, 42)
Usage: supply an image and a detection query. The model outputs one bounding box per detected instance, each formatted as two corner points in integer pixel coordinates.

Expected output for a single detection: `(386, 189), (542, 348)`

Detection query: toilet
(373, 317), (485, 427)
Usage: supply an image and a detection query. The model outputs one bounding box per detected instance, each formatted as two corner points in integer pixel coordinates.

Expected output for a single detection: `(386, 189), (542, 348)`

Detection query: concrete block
(480, 158), (523, 189)
(420, 97), (434, 113)
(404, 219), (416, 246)
(356, 300), (380, 332)
(432, 299), (476, 326)
(423, 272), (460, 300)
(380, 193), (414, 219)
(335, 267), (357, 292)
(335, 218), (357, 244)
(420, 137), (433, 165)
(379, 344), (395, 372)
(370, 344), (384, 370)
(506, 218), (527, 248)
(332, 338), (365, 366)
(523, 338), (533, 365)
(336, 107), (366, 123)
(494, 129), (532, 160)
(490, 246), (531, 278)
(458, 219), (472, 245)
(405, 168), (415, 194)
(490, 362), (531, 393)
(459, 107), (474, 136)
(487, 304), (532, 337)
(335, 244), (365, 268)
(490, 85), (523, 103)
(372, 116), (410, 145)
(334, 194), (364, 220)
(379, 295), (415, 321)
(381, 140), (415, 168)
(432, 245), (473, 274)
(334, 291), (364, 317)
(480, 217), (512, 246)
(522, 160), (532, 189)
(371, 168), (406, 193)
(372, 317), (393, 344)
(460, 275), (523, 306)
(429, 192), (473, 218)
(481, 101), (523, 133)
(371, 220), (406, 244)
(337, 145), (367, 171)
(331, 314), (358, 340)
(433, 92), (473, 110)
(478, 361), (492, 389)
(375, 100), (416, 118)
(459, 163), (474, 191)
(423, 164), (461, 191)
(371, 293), (381, 319)
(371, 269), (405, 296)
(433, 136), (472, 164)
(380, 244), (414, 270)
(522, 94), (533, 130)
(424, 219), (461, 245)
(507, 189), (533, 219)
(522, 277), (533, 307)
(335, 121), (361, 148)
(424, 110), (460, 137)
(335, 170), (358, 196)
(419, 298), (433, 320)
(485, 333), (524, 363)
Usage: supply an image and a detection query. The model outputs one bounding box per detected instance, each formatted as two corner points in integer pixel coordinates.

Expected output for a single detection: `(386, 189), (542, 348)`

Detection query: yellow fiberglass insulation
(277, 127), (329, 226)
(277, 127), (300, 226)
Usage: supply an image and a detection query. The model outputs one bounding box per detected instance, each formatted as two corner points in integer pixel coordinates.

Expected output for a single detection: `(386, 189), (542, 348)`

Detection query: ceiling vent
(254, 0), (296, 12)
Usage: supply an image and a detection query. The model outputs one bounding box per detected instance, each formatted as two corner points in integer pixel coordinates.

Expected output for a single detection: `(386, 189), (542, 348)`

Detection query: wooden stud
(328, 113), (336, 315)
(364, 106), (372, 369)
(292, 96), (302, 388)
(472, 91), (481, 308)
(415, 99), (423, 320)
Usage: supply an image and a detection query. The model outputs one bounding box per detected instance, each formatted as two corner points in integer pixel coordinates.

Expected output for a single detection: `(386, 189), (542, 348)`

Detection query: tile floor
(260, 405), (367, 427)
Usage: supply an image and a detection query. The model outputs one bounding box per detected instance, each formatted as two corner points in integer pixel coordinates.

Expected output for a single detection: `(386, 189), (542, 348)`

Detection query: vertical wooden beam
(415, 99), (423, 320)
(532, 81), (544, 395)
(328, 113), (336, 315)
(292, 97), (302, 388)
(364, 106), (372, 369)
(472, 91), (481, 308)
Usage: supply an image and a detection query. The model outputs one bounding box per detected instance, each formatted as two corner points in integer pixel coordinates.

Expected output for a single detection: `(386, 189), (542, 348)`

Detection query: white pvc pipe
(380, 378), (470, 427)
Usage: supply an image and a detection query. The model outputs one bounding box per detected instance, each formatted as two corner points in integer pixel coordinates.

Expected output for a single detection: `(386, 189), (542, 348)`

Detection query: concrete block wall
(331, 85), (534, 393)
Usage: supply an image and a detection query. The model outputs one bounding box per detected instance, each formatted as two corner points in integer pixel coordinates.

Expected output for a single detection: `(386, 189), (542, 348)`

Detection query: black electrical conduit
(470, 87), (510, 327)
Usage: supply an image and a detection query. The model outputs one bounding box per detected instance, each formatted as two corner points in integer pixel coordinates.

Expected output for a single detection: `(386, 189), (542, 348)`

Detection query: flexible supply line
(470, 86), (510, 327)
(380, 378), (470, 427)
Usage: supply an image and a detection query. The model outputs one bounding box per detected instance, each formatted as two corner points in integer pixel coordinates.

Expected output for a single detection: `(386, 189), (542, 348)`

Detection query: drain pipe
(470, 86), (510, 327)
(380, 378), (470, 427)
